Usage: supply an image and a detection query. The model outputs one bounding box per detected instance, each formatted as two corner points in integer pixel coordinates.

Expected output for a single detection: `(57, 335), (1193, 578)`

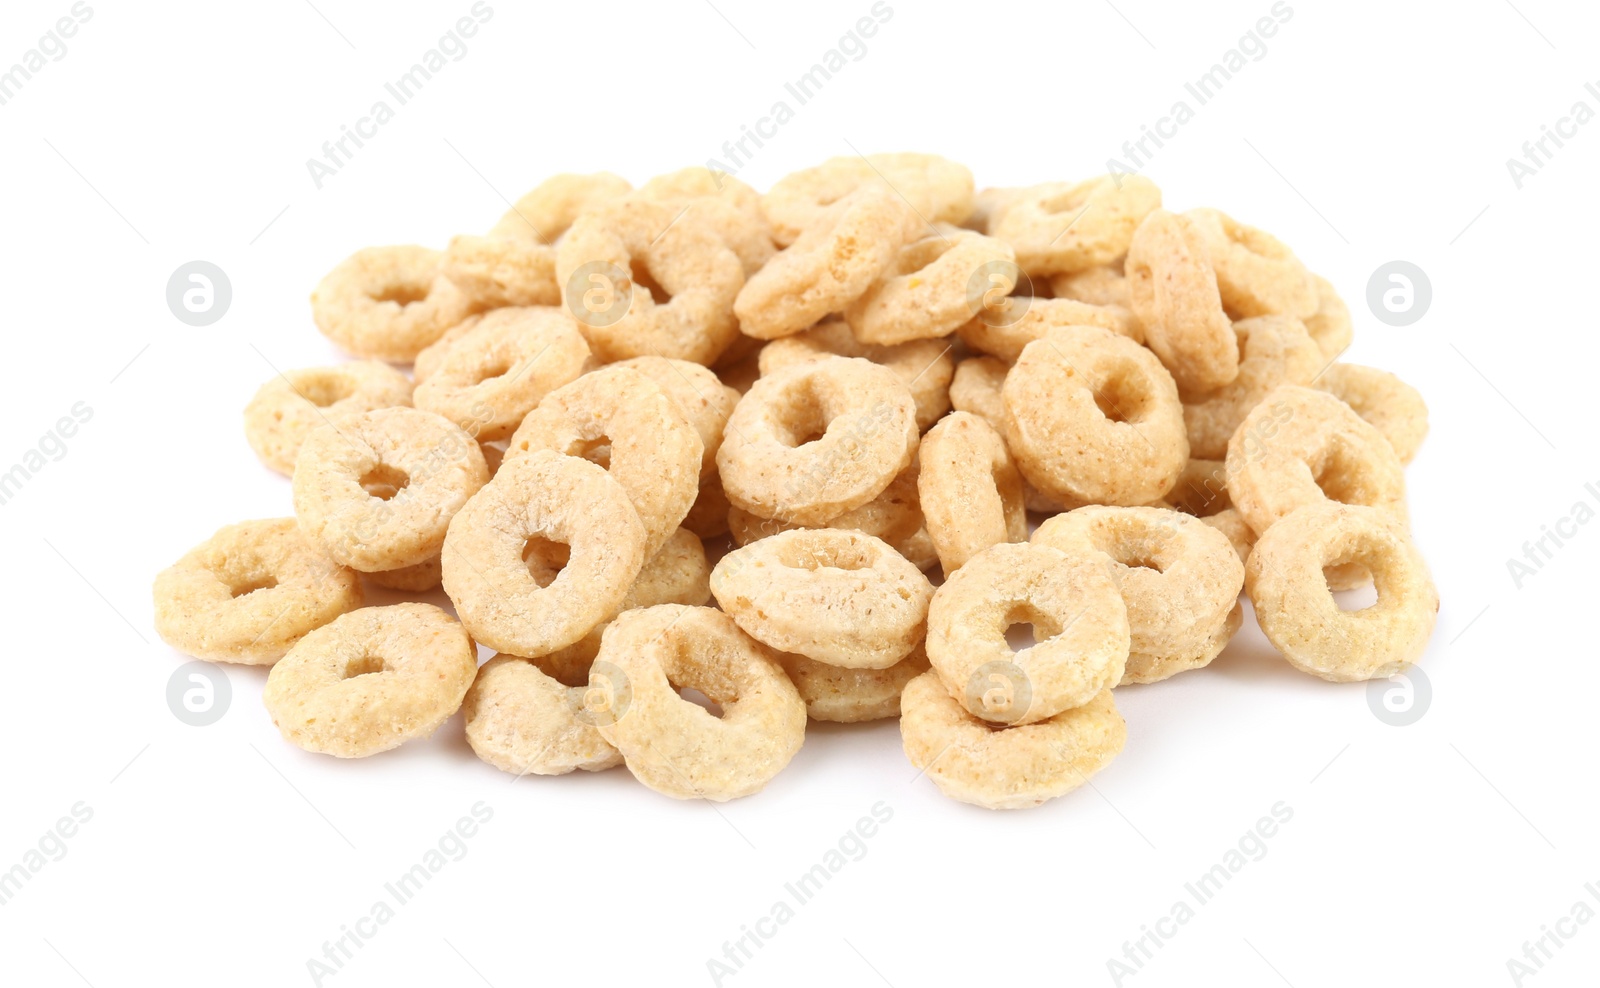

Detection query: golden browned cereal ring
(441, 449), (648, 657)
(926, 541), (1129, 726)
(780, 642), (931, 723)
(1182, 314), (1322, 458)
(412, 306), (590, 442)
(1166, 457), (1232, 517)
(762, 153), (973, 246)
(310, 246), (478, 362)
(1126, 210), (1238, 393)
(262, 603), (477, 757)
(1246, 502), (1437, 681)
(487, 172), (633, 243)
(844, 230), (1015, 344)
(717, 356), (918, 525)
(592, 605), (806, 801)
(1304, 273), (1353, 360)
(918, 412), (1027, 577)
(441, 235), (561, 309)
(153, 519), (363, 665)
(243, 362), (414, 476)
(1002, 326), (1189, 506)
(1314, 363), (1429, 464)
(727, 463), (937, 570)
(635, 168), (776, 275)
(462, 653), (623, 776)
(293, 407), (490, 572)
(1185, 208), (1317, 318)
(365, 555), (441, 592)
(991, 175), (1161, 276)
(757, 320), (952, 431)
(900, 672), (1125, 810)
(611, 355), (741, 481)
(948, 356), (1008, 431)
(682, 477), (733, 539)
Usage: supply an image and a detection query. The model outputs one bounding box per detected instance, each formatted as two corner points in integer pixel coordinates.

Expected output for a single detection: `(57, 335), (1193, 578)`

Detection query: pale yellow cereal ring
(991, 175), (1161, 276)
(311, 246), (478, 362)
(957, 294), (1143, 363)
(948, 356), (1008, 431)
(1166, 457), (1232, 517)
(411, 318), (473, 383)
(293, 407), (490, 572)
(487, 171), (633, 243)
(365, 556), (441, 593)
(1182, 314), (1322, 458)
(780, 643), (931, 724)
(757, 319), (952, 431)
(1247, 502), (1437, 681)
(900, 672), (1125, 811)
(1304, 273), (1353, 360)
(1314, 363), (1429, 464)
(592, 605), (806, 801)
(1002, 325), (1188, 506)
(243, 362), (414, 476)
(727, 463), (938, 571)
(441, 234), (561, 309)
(717, 356), (919, 526)
(412, 306), (590, 442)
(462, 653), (623, 776)
(926, 541), (1129, 726)
(711, 528), (933, 669)
(918, 412), (1026, 577)
(762, 153), (973, 246)
(611, 355), (741, 481)
(844, 229), (1015, 344)
(263, 603), (477, 758)
(1184, 208), (1317, 319)
(1125, 210), (1238, 393)
(635, 168), (776, 276)
(153, 518), (362, 665)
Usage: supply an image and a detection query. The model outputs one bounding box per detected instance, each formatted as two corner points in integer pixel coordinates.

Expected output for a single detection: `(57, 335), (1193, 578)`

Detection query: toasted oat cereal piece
(918, 412), (1026, 577)
(153, 519), (362, 665)
(365, 555), (441, 592)
(1166, 457), (1232, 517)
(1182, 315), (1322, 459)
(780, 642), (931, 723)
(717, 356), (919, 526)
(612, 356), (741, 481)
(843, 229), (1015, 344)
(293, 407), (489, 572)
(1050, 264), (1132, 309)
(487, 172), (633, 243)
(900, 673), (1125, 810)
(1126, 210), (1239, 393)
(1226, 385), (1407, 537)
(412, 319), (473, 383)
(1247, 502), (1437, 681)
(711, 529), (933, 669)
(682, 476), (733, 540)
(593, 605), (806, 801)
(311, 246), (478, 362)
(757, 320), (952, 431)
(1201, 507), (1256, 565)
(948, 356), (1009, 431)
(262, 603), (477, 757)
(628, 527), (712, 610)
(1185, 208), (1317, 319)
(462, 653), (623, 776)
(1314, 363), (1429, 464)
(1304, 273), (1353, 360)
(243, 362), (414, 476)
(991, 176), (1161, 276)
(412, 306), (590, 442)
(440, 235), (561, 309)
(926, 542), (1129, 726)
(762, 153), (974, 246)
(1033, 506), (1244, 684)
(728, 463), (937, 570)
(635, 168), (776, 275)
(1003, 326), (1188, 506)
(441, 449), (647, 657)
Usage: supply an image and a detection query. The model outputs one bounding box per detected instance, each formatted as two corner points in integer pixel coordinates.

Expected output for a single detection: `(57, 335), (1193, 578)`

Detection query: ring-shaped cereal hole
(611, 356), (741, 481)
(1184, 208), (1317, 319)
(716, 356), (919, 527)
(757, 320), (952, 431)
(153, 518), (363, 665)
(710, 529), (934, 670)
(925, 541), (1129, 726)
(899, 673), (1126, 811)
(243, 361), (414, 476)
(262, 603), (477, 757)
(727, 462), (937, 571)
(310, 245), (480, 362)
(734, 189), (911, 340)
(441, 234), (561, 309)
(440, 449), (648, 657)
(412, 306), (590, 442)
(1032, 506), (1245, 684)
(1181, 314), (1323, 459)
(991, 175), (1161, 276)
(462, 653), (623, 776)
(1225, 385), (1407, 538)
(635, 168), (776, 276)
(592, 605), (806, 801)
(1245, 502), (1438, 682)
(1125, 209), (1239, 393)
(1002, 325), (1189, 506)
(762, 153), (974, 246)
(780, 642), (931, 723)
(507, 366), (702, 557)
(292, 407), (490, 572)
(918, 412), (1027, 577)
(957, 295), (1143, 363)
(1304, 273), (1353, 361)
(1166, 457), (1232, 518)
(1314, 363), (1429, 464)
(486, 171), (633, 244)
(844, 230), (1015, 345)
(948, 356), (1009, 432)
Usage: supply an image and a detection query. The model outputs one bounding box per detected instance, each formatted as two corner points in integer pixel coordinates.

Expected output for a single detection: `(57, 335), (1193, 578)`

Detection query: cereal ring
(1185, 208), (1317, 319)
(728, 463), (938, 571)
(462, 653), (623, 776)
(1304, 273), (1353, 360)
(844, 229), (1014, 344)
(262, 603), (477, 757)
(311, 246), (478, 362)
(900, 672), (1125, 810)
(757, 320), (952, 431)
(243, 362), (413, 476)
(1125, 210), (1238, 393)
(957, 294), (1142, 363)
(1226, 385), (1407, 537)
(1314, 363), (1429, 464)
(948, 356), (1008, 431)
(1182, 315), (1322, 458)
(365, 556), (441, 592)
(716, 356), (919, 526)
(412, 306), (590, 442)
(990, 175), (1161, 276)
(441, 449), (648, 657)
(153, 519), (363, 665)
(1246, 502), (1437, 681)
(611, 355), (740, 480)
(1201, 507), (1256, 565)
(1049, 264), (1132, 310)
(1002, 325), (1188, 506)
(441, 235), (561, 309)
(507, 366), (702, 556)
(628, 527), (712, 611)
(734, 189), (909, 339)
(1166, 457), (1232, 517)
(762, 153), (973, 246)
(918, 412), (1027, 577)
(592, 605), (806, 801)
(557, 197), (744, 365)
(780, 643), (931, 723)
(635, 168), (776, 275)
(683, 477), (733, 540)
(487, 171), (633, 243)
(925, 541), (1129, 726)
(293, 407), (490, 572)
(1033, 506), (1244, 684)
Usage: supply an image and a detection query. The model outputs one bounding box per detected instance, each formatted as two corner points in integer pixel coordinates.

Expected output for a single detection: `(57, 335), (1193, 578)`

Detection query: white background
(1, 1), (1596, 986)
